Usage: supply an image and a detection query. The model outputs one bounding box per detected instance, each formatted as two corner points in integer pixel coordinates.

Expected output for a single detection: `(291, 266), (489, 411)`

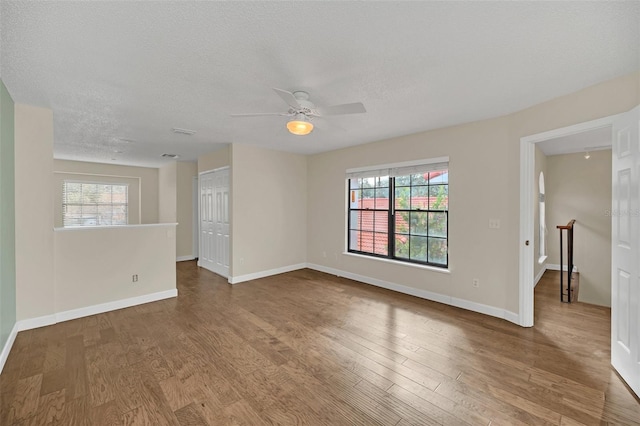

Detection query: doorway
(198, 167), (230, 278)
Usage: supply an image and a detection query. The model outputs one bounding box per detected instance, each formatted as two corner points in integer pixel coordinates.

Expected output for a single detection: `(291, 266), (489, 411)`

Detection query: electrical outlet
(472, 278), (480, 288)
(132, 274), (138, 283)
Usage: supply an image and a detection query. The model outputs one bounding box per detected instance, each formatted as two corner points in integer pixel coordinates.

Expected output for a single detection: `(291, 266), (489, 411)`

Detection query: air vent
(162, 154), (180, 159)
(172, 127), (196, 135)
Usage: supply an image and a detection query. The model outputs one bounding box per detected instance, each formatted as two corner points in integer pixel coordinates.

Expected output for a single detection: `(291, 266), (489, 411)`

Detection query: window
(347, 160), (448, 268)
(62, 181), (128, 227)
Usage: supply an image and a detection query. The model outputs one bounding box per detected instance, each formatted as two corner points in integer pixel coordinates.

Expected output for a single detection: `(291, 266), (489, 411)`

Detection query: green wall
(0, 78), (17, 355)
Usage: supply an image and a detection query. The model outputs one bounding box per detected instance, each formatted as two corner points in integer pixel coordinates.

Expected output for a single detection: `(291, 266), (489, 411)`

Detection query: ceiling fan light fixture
(286, 114), (314, 136)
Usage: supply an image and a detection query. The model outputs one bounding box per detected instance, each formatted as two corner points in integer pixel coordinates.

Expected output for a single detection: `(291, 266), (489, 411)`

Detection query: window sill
(343, 252), (451, 274)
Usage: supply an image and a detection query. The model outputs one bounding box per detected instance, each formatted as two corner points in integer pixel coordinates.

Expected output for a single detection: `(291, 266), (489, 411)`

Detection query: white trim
(198, 165), (229, 176)
(346, 156), (449, 174)
(177, 255), (196, 262)
(534, 265), (546, 288)
(306, 263), (519, 325)
(519, 114), (619, 328)
(538, 255), (548, 264)
(343, 252), (450, 274)
(546, 264), (578, 273)
(54, 223), (177, 232)
(0, 322), (20, 374)
(228, 263), (307, 285)
(14, 290), (177, 333)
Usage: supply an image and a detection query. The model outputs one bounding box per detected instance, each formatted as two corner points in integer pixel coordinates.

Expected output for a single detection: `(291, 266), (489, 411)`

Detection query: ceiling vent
(161, 153), (180, 159)
(172, 127), (196, 135)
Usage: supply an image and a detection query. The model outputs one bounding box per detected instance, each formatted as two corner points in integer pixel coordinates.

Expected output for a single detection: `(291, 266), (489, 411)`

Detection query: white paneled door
(198, 168), (230, 278)
(611, 105), (639, 398)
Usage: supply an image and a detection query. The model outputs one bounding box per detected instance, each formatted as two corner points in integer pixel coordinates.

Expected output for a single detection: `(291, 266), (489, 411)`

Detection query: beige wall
(54, 225), (176, 313)
(534, 146), (548, 283)
(308, 71), (639, 317)
(14, 104), (55, 321)
(546, 150), (612, 306)
(176, 162), (197, 259)
(158, 162), (177, 223)
(198, 146), (230, 173)
(231, 144), (307, 278)
(54, 159), (159, 224)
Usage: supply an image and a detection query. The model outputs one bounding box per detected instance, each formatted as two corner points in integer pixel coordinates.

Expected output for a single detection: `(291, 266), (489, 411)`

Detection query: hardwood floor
(1, 263), (638, 425)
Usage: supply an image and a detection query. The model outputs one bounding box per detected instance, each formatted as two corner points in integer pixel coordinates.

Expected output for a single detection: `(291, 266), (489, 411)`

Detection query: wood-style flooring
(1, 263), (638, 425)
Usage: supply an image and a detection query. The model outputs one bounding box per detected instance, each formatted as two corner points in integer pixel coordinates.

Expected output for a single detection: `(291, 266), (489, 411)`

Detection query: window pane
(395, 186), (410, 209)
(395, 234), (409, 258)
(395, 175), (410, 186)
(428, 212), (447, 237)
(409, 236), (428, 262)
(411, 173), (428, 186)
(97, 205), (113, 225)
(374, 211), (388, 232)
(429, 185), (448, 210)
(428, 171), (448, 184)
(410, 212), (428, 236)
(359, 231), (374, 253)
(428, 238), (447, 265)
(373, 232), (388, 255)
(349, 230), (360, 251)
(360, 210), (374, 231)
(349, 211), (361, 230)
(349, 231), (360, 250)
(410, 186), (429, 210)
(395, 211), (409, 234)
(375, 188), (389, 209)
(377, 176), (389, 188)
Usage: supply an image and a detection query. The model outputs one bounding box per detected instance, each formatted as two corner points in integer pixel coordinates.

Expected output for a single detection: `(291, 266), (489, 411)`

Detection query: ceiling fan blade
(230, 112), (290, 117)
(273, 88), (301, 109)
(317, 102), (366, 116)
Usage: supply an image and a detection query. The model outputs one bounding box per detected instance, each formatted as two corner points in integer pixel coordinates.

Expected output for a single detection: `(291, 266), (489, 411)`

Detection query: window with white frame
(62, 181), (128, 227)
(347, 159), (449, 268)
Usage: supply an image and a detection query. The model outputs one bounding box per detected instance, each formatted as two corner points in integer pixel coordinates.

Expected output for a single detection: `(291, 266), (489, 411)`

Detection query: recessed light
(172, 127), (196, 135)
(162, 154), (180, 159)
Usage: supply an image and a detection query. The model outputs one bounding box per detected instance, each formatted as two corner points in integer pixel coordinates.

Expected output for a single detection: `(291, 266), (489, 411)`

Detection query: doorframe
(518, 114), (620, 327)
(192, 176), (199, 260)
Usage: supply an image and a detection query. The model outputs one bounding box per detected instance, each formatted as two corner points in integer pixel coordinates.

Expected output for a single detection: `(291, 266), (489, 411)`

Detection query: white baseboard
(0, 322), (20, 374)
(15, 289), (178, 333)
(176, 255), (196, 262)
(306, 263), (519, 326)
(228, 263), (307, 285)
(547, 264), (578, 273)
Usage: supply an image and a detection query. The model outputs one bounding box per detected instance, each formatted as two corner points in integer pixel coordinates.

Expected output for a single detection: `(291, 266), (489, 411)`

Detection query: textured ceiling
(1, 1), (638, 168)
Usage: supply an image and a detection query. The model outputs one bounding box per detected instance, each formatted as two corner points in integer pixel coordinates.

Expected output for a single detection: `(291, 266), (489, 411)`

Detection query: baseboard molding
(176, 255), (196, 262)
(15, 289), (178, 333)
(228, 263), (307, 285)
(547, 264), (578, 273)
(534, 265), (547, 288)
(0, 322), (20, 374)
(306, 263), (519, 325)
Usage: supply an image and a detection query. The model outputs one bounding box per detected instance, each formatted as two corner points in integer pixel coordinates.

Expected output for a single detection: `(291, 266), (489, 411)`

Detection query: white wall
(198, 146), (230, 173)
(14, 104), (55, 321)
(546, 150), (612, 306)
(54, 159), (159, 224)
(307, 71), (639, 319)
(54, 225), (176, 313)
(158, 161), (177, 223)
(230, 144), (307, 279)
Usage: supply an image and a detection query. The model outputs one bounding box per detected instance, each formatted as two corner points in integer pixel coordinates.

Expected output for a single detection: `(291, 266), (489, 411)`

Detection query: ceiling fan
(231, 88), (366, 135)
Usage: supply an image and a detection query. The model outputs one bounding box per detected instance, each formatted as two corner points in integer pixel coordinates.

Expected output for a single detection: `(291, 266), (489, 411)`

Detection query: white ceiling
(537, 126), (612, 157)
(1, 2), (638, 168)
